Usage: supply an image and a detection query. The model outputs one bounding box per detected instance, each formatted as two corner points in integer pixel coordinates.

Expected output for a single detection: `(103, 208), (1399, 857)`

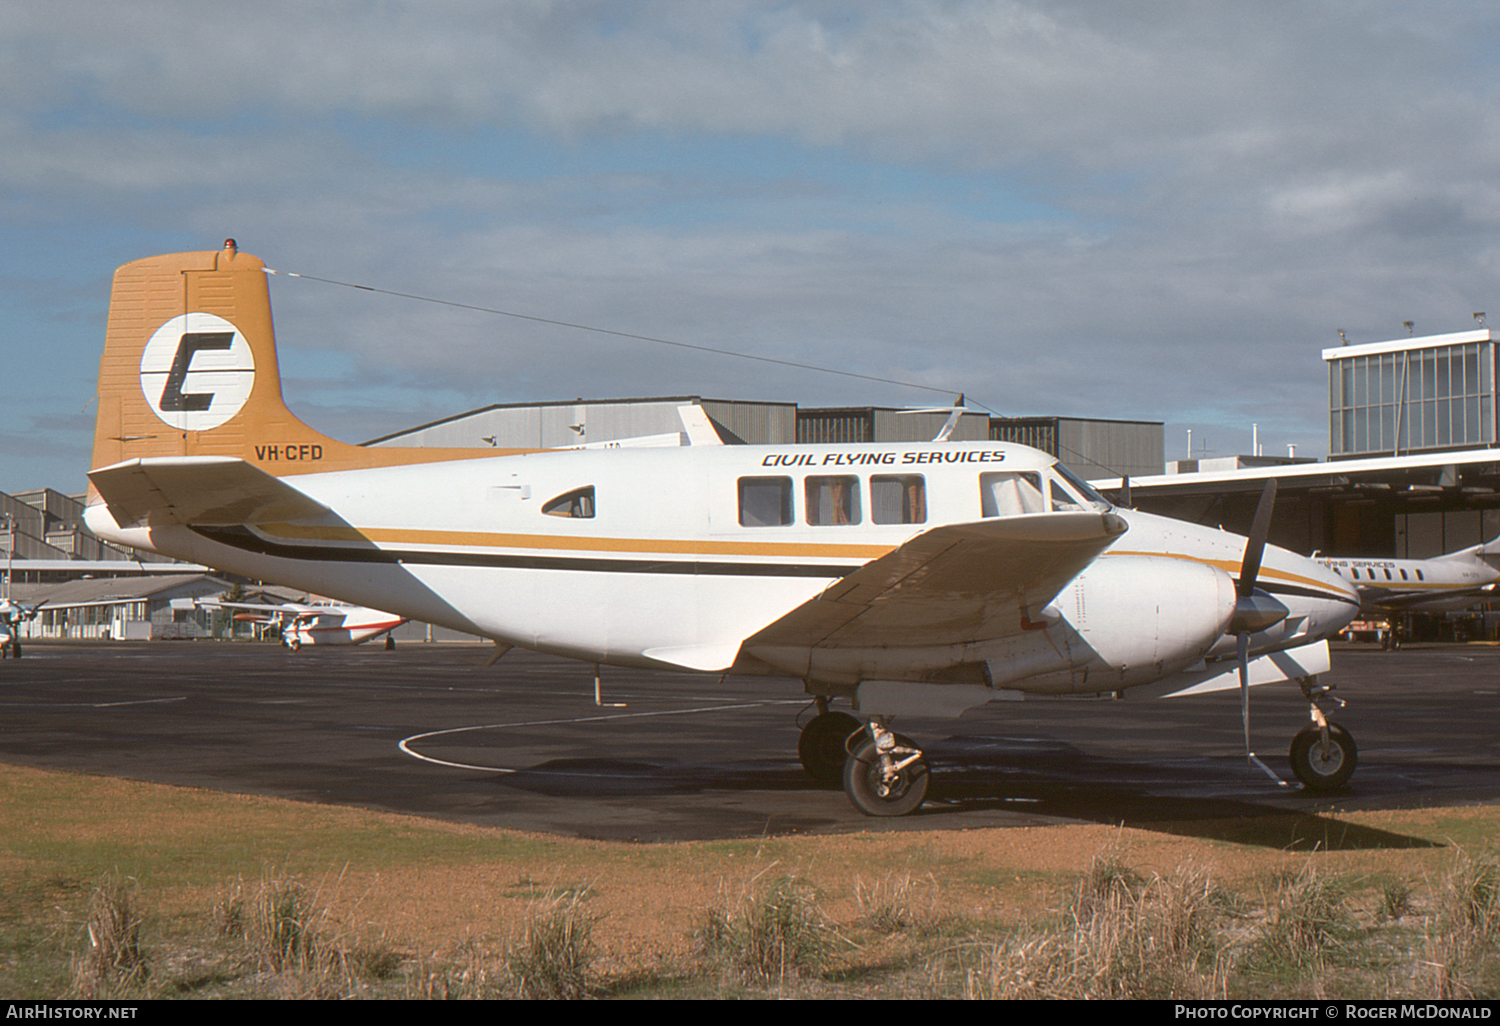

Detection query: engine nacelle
(1056, 555), (1238, 689)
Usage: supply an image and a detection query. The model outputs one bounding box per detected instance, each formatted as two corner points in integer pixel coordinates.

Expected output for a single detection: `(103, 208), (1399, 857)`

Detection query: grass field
(2, 762), (1497, 999)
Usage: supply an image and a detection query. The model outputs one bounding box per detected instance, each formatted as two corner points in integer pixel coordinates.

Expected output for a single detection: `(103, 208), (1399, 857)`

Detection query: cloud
(4, 1), (1500, 491)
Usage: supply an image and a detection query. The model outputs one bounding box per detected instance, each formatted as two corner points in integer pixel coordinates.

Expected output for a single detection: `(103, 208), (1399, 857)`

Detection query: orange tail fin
(91, 240), (518, 477)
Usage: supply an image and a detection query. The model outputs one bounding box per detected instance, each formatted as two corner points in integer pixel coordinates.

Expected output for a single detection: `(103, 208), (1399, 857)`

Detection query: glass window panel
(980, 472), (1045, 517)
(541, 486), (596, 518)
(871, 475), (926, 524)
(738, 477), (793, 527)
(804, 476), (860, 526)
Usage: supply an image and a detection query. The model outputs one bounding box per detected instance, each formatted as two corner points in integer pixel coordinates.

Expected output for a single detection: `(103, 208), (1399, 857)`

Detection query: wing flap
(746, 511), (1127, 652)
(88, 456), (329, 528)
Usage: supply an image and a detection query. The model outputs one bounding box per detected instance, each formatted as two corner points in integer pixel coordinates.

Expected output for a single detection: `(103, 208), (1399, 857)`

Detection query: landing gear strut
(842, 719), (929, 817)
(1289, 676), (1357, 790)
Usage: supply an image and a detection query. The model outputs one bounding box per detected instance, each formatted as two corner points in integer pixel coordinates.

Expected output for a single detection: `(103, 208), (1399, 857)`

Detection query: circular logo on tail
(139, 313), (256, 431)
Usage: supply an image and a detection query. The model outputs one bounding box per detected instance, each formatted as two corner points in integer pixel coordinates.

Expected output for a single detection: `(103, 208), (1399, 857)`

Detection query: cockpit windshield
(1049, 463), (1113, 512)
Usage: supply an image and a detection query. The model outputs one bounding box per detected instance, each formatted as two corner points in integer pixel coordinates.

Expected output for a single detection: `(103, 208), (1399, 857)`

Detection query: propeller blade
(1238, 479), (1278, 598)
(1238, 631), (1250, 752)
(1238, 628), (1290, 786)
(1226, 479), (1289, 635)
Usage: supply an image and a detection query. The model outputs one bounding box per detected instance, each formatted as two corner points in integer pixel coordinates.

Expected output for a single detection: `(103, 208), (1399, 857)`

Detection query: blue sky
(5, 1), (1500, 493)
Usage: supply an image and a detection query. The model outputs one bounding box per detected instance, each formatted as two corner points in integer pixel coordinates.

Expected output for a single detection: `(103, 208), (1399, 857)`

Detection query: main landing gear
(1288, 676), (1357, 790)
(799, 702), (930, 817)
(797, 707), (861, 784)
(844, 721), (929, 817)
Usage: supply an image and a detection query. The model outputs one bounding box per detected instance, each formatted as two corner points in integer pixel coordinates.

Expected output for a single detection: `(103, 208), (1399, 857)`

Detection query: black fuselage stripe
(191, 526), (863, 578)
(193, 526), (1359, 604)
(1238, 578), (1360, 607)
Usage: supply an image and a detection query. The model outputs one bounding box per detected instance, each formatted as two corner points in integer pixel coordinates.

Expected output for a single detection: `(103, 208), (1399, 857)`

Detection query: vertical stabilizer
(90, 240), (521, 480)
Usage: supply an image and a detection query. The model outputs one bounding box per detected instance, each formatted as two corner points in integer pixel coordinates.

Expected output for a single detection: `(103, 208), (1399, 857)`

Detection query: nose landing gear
(1290, 677), (1357, 790)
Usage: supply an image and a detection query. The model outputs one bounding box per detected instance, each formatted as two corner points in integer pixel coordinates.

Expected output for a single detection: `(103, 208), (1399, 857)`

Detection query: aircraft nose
(1304, 556), (1360, 634)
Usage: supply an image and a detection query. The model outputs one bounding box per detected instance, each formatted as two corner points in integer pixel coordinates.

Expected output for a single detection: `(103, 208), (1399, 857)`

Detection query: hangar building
(366, 396), (1166, 480)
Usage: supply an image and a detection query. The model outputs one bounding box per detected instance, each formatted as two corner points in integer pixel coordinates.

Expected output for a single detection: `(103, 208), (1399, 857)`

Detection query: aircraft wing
(1362, 585), (1499, 615)
(745, 510), (1127, 652)
(197, 600), (312, 612)
(88, 457), (329, 528)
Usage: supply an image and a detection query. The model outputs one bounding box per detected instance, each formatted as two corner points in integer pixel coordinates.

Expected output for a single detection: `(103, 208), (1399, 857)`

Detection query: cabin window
(1384, 568), (1393, 580)
(805, 476), (860, 526)
(1400, 569), (1409, 580)
(739, 476), (793, 527)
(1417, 569), (1425, 581)
(980, 472), (1045, 517)
(871, 475), (926, 524)
(542, 486), (595, 518)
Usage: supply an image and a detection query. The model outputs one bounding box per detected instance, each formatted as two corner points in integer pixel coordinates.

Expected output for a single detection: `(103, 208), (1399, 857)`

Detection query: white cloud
(4, 1), (1500, 490)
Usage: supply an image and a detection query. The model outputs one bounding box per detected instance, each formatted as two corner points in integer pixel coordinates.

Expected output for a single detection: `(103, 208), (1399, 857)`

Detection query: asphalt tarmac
(1, 640), (1496, 844)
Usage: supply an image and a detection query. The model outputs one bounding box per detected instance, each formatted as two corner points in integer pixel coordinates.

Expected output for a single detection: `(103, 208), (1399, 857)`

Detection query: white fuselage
(86, 440), (1358, 696)
(283, 606), (407, 646)
(1318, 552), (1500, 616)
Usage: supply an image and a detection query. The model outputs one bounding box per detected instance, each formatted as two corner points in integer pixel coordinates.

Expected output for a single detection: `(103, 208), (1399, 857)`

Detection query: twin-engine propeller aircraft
(195, 598), (407, 650)
(83, 242), (1362, 814)
(1318, 538), (1500, 648)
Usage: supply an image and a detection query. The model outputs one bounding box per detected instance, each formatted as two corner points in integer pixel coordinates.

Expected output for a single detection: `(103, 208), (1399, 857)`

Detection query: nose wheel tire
(1289, 723), (1357, 790)
(843, 736), (929, 817)
(798, 711), (861, 784)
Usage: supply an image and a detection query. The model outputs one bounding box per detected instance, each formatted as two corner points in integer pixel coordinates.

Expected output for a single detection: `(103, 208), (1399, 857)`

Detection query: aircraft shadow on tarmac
(492, 734), (1443, 852)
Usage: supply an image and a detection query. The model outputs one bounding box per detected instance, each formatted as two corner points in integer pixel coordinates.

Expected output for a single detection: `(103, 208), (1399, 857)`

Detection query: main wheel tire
(1289, 723), (1357, 790)
(798, 711), (861, 784)
(843, 737), (929, 817)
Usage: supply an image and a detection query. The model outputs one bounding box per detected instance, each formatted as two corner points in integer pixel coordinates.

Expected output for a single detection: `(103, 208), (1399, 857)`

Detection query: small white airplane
(0, 598), (41, 659)
(1317, 539), (1500, 647)
(196, 598), (407, 649)
(82, 242), (1362, 814)
(0, 520), (41, 659)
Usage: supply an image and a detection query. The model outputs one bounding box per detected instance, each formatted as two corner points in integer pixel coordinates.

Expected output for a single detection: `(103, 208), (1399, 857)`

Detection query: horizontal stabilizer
(88, 456), (329, 528)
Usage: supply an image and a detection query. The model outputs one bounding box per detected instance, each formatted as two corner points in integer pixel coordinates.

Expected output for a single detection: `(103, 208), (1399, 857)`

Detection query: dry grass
(71, 873), (149, 998)
(695, 875), (833, 988)
(5, 763), (1500, 999)
(503, 890), (600, 999)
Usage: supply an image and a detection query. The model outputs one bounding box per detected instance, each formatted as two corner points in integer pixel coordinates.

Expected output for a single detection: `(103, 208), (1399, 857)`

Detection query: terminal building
(1116, 325), (1500, 565)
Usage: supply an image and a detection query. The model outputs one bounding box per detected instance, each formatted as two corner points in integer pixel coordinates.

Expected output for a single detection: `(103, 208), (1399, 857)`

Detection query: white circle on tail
(139, 313), (256, 431)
